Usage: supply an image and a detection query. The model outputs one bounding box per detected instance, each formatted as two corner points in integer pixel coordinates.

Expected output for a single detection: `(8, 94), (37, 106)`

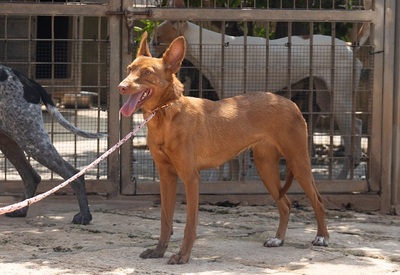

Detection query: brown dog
(118, 32), (329, 264)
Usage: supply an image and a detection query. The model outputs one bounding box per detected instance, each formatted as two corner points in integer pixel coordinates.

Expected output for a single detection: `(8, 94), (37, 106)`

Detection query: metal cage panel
(0, 14), (110, 184)
(130, 19), (373, 184)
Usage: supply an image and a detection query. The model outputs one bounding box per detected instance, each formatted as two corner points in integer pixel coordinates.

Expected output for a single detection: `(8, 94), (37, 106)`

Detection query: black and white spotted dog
(0, 65), (106, 224)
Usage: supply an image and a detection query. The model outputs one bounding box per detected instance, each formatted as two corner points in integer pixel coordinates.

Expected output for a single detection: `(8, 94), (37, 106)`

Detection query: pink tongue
(120, 93), (141, 117)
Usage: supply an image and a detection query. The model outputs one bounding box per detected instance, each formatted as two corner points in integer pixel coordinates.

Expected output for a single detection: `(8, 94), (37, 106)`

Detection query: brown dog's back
(172, 92), (308, 171)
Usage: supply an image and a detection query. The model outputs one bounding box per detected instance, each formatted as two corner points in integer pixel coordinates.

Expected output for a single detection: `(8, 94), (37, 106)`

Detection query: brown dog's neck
(143, 76), (184, 118)
(166, 76), (184, 102)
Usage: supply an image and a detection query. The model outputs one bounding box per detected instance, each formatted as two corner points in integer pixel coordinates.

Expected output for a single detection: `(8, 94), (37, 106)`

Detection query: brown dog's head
(118, 32), (186, 117)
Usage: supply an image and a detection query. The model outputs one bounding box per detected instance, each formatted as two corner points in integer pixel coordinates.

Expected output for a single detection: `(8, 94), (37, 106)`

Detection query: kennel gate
(0, 1), (121, 196)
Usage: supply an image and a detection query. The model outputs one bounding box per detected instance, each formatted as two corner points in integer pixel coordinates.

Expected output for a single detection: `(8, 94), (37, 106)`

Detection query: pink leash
(0, 109), (160, 216)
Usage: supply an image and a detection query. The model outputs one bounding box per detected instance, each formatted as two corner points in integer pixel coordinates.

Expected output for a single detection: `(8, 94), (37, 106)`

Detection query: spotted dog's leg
(0, 130), (41, 217)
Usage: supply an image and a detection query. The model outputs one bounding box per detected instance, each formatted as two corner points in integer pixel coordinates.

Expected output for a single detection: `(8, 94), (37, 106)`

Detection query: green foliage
(133, 20), (156, 46)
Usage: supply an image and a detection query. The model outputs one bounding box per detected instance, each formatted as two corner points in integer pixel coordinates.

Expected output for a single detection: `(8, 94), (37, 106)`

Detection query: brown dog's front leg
(140, 165), (178, 259)
(168, 175), (199, 264)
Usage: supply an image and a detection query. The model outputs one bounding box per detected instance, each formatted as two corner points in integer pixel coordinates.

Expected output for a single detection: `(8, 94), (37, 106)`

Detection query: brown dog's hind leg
(252, 143), (291, 247)
(140, 163), (178, 260)
(287, 160), (329, 246)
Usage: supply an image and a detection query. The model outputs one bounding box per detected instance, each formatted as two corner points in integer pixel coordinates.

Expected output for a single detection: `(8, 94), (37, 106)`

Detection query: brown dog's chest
(146, 116), (186, 152)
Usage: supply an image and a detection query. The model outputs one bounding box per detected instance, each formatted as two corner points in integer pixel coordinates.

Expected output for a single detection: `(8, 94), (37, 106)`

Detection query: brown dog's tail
(279, 168), (294, 199)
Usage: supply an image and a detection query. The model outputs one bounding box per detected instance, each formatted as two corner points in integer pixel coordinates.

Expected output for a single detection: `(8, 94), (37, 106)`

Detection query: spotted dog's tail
(11, 67), (107, 139)
(45, 104), (107, 139)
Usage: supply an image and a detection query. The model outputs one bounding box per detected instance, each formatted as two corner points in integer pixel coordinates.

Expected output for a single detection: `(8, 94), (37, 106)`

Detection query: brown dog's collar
(152, 100), (175, 113)
(151, 100), (176, 114)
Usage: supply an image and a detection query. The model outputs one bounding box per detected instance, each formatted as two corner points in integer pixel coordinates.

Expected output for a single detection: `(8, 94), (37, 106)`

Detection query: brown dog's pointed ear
(162, 36), (186, 74)
(136, 32), (152, 58)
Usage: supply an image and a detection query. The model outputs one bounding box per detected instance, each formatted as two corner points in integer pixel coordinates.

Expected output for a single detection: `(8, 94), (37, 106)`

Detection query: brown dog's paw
(264, 237), (284, 247)
(140, 248), (165, 259)
(312, 236), (329, 247)
(168, 252), (190, 264)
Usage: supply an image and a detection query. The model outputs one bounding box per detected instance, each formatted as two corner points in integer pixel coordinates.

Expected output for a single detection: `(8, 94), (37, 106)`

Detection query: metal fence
(0, 10), (111, 191)
(126, 0), (374, 189)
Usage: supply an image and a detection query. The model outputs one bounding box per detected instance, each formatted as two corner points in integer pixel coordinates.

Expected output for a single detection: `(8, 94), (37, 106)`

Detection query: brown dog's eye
(126, 67), (131, 75)
(143, 69), (151, 76)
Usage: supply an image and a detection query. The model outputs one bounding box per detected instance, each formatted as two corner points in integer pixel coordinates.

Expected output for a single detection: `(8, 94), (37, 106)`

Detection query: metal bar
(380, 0), (396, 213)
(264, 22), (270, 91)
(71, 17), (77, 168)
(369, 0), (384, 193)
(127, 9), (377, 23)
(393, 0), (400, 214)
(51, 15), (57, 180)
(107, 0), (123, 195)
(96, 16), (102, 179)
(0, 3), (109, 16)
(120, 0), (135, 194)
(286, 21), (292, 98)
(199, 21), (203, 99)
(28, 15), (33, 77)
(243, 22), (247, 93)
(329, 22), (336, 180)
(350, 24), (359, 180)
(220, 21), (225, 99)
(4, 15), (8, 62)
(308, 22), (314, 160)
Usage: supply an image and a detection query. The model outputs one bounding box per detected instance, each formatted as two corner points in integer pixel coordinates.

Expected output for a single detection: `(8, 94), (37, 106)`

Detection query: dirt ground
(0, 195), (400, 275)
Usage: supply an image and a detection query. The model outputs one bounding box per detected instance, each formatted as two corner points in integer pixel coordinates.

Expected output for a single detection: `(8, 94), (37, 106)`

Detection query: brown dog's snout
(117, 82), (129, 93)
